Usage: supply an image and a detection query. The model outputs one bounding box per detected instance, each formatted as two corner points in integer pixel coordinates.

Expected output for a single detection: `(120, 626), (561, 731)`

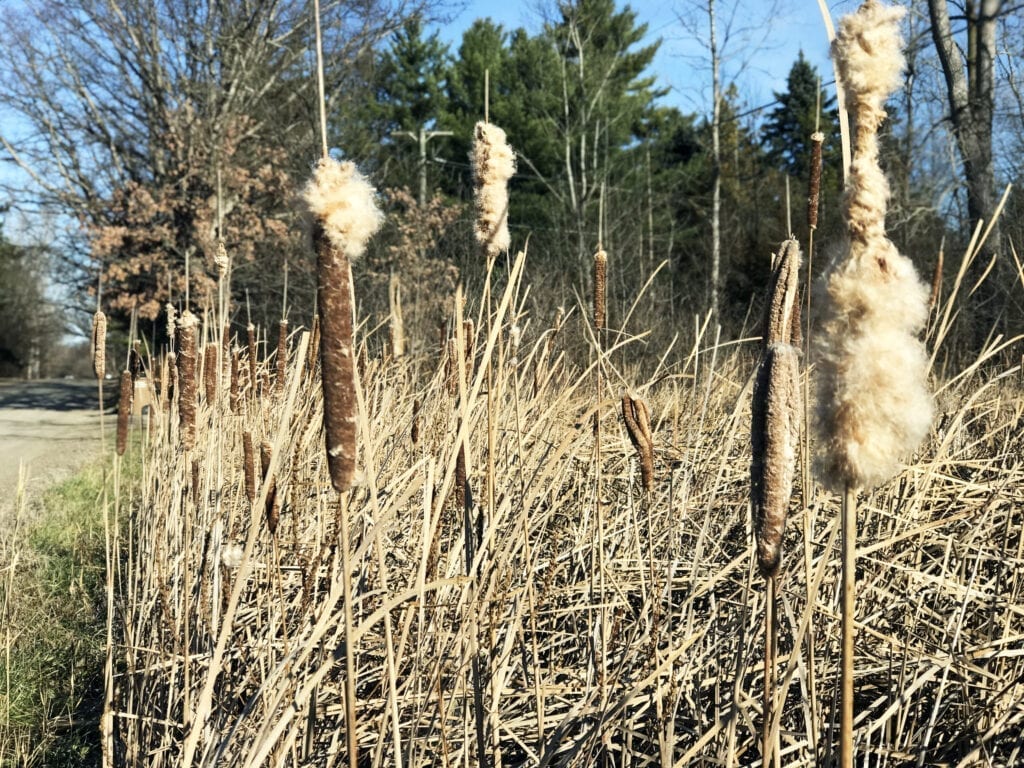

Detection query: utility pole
(394, 126), (453, 206)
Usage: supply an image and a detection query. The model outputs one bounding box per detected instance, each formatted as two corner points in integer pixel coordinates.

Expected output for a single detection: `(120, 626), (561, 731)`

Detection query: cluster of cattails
(304, 156), (383, 492)
(751, 239), (803, 578)
(621, 393), (655, 495)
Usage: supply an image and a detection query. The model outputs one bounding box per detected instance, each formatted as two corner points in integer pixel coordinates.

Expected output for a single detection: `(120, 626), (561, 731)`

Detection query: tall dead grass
(101, 243), (1024, 766)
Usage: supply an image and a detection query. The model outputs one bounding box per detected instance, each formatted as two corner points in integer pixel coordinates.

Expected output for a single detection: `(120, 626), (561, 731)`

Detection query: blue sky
(432, 0), (868, 121)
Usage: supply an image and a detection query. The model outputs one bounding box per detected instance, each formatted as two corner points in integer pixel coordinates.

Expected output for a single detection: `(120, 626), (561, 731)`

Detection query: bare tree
(0, 0), (430, 332)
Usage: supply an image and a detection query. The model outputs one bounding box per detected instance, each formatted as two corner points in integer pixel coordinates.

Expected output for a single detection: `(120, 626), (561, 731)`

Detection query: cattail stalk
(304, 156), (382, 492)
(389, 272), (405, 358)
(819, 5), (932, 765)
(178, 312), (199, 451)
(808, 132), (824, 232)
(116, 370), (132, 456)
(751, 239), (803, 765)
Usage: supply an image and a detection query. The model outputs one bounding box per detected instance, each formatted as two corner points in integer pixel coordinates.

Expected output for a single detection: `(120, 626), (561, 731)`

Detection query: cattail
(471, 121), (516, 257)
(260, 440), (279, 534)
(411, 398), (421, 446)
(275, 319), (289, 396)
(165, 302), (176, 346)
(116, 370), (132, 455)
(165, 352), (176, 413)
(303, 156), (383, 492)
(246, 323), (258, 395)
(178, 311), (199, 451)
(594, 248), (608, 330)
(214, 240), (229, 278)
(389, 272), (405, 358)
(129, 340), (143, 384)
(751, 239), (803, 578)
(203, 342), (218, 403)
(621, 392), (655, 494)
(230, 349), (241, 413)
(462, 319), (475, 379)
(242, 431), (256, 504)
(808, 132), (824, 231)
(816, 0), (932, 491)
(306, 315), (321, 373)
(445, 338), (459, 395)
(91, 311), (107, 380)
(191, 458), (201, 507)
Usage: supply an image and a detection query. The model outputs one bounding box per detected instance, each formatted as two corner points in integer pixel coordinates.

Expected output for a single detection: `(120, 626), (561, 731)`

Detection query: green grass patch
(1, 449), (137, 767)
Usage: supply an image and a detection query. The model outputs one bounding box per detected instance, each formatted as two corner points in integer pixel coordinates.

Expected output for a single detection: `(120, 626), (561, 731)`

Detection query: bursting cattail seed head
(214, 241), (229, 277)
(471, 121), (516, 257)
(91, 311), (107, 380)
(166, 303), (176, 345)
(816, 0), (932, 492)
(304, 156), (383, 492)
(751, 239), (803, 578)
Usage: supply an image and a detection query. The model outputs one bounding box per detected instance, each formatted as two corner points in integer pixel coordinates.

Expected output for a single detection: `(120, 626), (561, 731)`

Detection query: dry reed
(116, 370), (132, 456)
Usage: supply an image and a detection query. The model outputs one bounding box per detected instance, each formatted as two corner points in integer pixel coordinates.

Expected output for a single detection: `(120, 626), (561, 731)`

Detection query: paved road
(0, 378), (114, 516)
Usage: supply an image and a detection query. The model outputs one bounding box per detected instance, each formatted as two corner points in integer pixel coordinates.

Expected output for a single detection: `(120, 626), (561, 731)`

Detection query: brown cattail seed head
(178, 311), (199, 451)
(621, 393), (655, 494)
(203, 342), (218, 403)
(304, 157), (382, 492)
(816, 0), (932, 492)
(116, 370), (132, 455)
(243, 431), (256, 503)
(91, 311), (107, 380)
(165, 352), (177, 412)
(594, 248), (608, 330)
(471, 121), (516, 257)
(751, 240), (803, 579)
(230, 349), (241, 413)
(275, 319), (289, 396)
(808, 132), (824, 231)
(307, 314), (321, 373)
(260, 440), (279, 534)
(246, 323), (258, 394)
(191, 458), (201, 507)
(411, 398), (421, 446)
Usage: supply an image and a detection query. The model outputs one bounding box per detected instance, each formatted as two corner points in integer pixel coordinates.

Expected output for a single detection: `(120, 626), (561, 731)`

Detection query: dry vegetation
(101, 238), (1024, 765)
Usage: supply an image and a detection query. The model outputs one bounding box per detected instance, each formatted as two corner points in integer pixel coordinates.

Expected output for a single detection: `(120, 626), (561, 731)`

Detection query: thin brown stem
(840, 484), (857, 768)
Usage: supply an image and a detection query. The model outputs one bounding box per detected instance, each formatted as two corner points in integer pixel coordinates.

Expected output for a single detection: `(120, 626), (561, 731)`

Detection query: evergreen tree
(762, 51), (840, 185)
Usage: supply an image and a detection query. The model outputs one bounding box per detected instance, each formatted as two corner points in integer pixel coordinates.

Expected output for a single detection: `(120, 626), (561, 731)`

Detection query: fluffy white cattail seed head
(471, 121), (516, 257)
(303, 157), (383, 260)
(815, 0), (932, 492)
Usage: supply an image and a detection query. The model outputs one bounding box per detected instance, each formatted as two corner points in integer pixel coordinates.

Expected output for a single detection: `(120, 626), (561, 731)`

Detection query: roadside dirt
(0, 378), (114, 516)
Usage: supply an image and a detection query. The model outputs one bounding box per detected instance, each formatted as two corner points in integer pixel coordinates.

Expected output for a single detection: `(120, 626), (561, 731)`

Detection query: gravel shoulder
(0, 378), (113, 517)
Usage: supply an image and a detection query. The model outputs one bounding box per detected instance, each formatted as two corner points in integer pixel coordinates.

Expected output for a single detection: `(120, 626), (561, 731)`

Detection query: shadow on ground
(0, 379), (118, 411)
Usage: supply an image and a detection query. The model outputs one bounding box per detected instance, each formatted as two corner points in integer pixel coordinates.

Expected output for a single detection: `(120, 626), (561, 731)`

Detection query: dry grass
(97, 245), (1024, 767)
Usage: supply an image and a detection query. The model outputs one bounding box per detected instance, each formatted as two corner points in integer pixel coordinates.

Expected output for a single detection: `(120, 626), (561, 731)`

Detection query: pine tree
(762, 51), (840, 184)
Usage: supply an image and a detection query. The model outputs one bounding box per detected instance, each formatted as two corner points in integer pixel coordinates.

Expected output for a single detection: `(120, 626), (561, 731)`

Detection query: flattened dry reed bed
(107, 303), (1024, 767)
